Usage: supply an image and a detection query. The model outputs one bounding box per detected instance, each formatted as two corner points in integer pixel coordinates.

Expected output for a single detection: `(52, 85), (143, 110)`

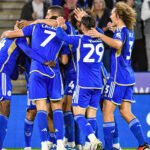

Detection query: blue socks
(75, 121), (85, 146)
(24, 118), (34, 147)
(53, 109), (64, 140)
(129, 118), (146, 146)
(86, 118), (97, 142)
(74, 115), (94, 138)
(48, 132), (56, 144)
(37, 110), (48, 142)
(64, 111), (75, 143)
(103, 122), (115, 150)
(113, 119), (120, 145)
(0, 114), (8, 149)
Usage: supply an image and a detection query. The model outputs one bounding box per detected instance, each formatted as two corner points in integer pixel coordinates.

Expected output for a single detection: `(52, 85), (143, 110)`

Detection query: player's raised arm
(56, 17), (79, 48)
(88, 28), (123, 50)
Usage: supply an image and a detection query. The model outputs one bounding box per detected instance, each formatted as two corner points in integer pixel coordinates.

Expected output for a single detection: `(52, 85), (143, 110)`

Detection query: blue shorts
(72, 86), (102, 109)
(103, 79), (135, 105)
(26, 91), (36, 110)
(29, 72), (64, 101)
(64, 78), (76, 96)
(0, 73), (12, 101)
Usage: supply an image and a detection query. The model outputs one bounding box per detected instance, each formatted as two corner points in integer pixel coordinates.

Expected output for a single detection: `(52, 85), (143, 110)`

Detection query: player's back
(77, 35), (104, 89)
(0, 38), (20, 76)
(110, 27), (135, 85)
(24, 23), (63, 76)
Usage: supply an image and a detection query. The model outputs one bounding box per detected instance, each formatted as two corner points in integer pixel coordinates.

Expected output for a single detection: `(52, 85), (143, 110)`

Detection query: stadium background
(0, 0), (149, 149)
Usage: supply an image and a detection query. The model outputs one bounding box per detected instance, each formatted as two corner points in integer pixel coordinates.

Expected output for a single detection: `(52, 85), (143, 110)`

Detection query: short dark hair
(48, 5), (64, 17)
(81, 15), (96, 30)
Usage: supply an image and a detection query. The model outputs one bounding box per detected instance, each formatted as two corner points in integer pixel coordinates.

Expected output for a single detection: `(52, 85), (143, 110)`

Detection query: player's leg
(47, 102), (56, 149)
(113, 118), (121, 150)
(103, 81), (126, 150)
(0, 73), (12, 150)
(63, 80), (76, 149)
(29, 73), (49, 150)
(84, 89), (102, 150)
(49, 72), (65, 150)
(0, 100), (10, 150)
(24, 98), (36, 150)
(73, 87), (103, 150)
(120, 86), (150, 149)
(100, 99), (121, 150)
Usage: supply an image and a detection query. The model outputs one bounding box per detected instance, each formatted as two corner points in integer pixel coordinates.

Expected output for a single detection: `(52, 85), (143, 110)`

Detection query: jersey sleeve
(22, 24), (35, 36)
(65, 22), (76, 35)
(56, 27), (79, 48)
(16, 38), (46, 64)
(114, 29), (126, 43)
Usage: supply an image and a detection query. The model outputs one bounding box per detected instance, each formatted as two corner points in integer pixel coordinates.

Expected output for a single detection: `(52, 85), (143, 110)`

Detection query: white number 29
(83, 43), (104, 63)
(40, 30), (56, 47)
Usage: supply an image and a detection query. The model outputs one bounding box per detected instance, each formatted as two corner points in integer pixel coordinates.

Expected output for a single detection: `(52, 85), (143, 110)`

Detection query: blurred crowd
(20, 0), (150, 72)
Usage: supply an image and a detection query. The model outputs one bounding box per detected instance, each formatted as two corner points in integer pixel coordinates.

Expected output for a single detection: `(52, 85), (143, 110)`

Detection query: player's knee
(51, 100), (63, 111)
(86, 107), (97, 118)
(1, 100), (10, 117)
(26, 109), (37, 121)
(120, 108), (130, 118)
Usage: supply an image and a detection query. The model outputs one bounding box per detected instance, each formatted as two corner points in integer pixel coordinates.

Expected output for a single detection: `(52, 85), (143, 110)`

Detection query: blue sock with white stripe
(48, 132), (56, 144)
(103, 122), (115, 150)
(129, 118), (146, 146)
(53, 109), (64, 140)
(64, 111), (75, 143)
(74, 115), (96, 142)
(24, 118), (34, 147)
(37, 110), (48, 142)
(0, 114), (8, 149)
(113, 118), (120, 148)
(86, 118), (97, 142)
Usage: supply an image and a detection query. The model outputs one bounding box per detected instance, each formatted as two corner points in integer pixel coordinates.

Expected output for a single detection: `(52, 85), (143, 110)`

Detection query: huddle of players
(0, 2), (150, 150)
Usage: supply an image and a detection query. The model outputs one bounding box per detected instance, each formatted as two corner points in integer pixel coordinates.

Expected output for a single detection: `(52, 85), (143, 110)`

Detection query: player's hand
(74, 8), (87, 22)
(44, 61), (56, 67)
(107, 22), (116, 32)
(88, 28), (102, 38)
(32, 12), (38, 20)
(57, 17), (65, 28)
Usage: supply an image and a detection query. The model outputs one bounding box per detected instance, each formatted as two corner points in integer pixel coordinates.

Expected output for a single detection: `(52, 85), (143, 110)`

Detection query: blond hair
(91, 0), (106, 18)
(114, 2), (136, 30)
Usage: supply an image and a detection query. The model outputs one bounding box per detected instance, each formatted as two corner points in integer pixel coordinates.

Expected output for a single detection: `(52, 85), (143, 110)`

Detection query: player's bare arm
(88, 28), (123, 50)
(1, 30), (24, 39)
(32, 19), (58, 27)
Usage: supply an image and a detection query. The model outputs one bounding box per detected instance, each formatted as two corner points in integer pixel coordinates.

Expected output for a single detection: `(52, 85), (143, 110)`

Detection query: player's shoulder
(37, 23), (57, 31)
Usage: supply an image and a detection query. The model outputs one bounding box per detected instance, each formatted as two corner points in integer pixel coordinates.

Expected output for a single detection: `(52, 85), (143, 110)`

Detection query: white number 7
(40, 30), (56, 47)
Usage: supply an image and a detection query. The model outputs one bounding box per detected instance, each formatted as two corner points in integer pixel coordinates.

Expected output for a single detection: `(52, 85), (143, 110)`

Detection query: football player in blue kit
(2, 6), (68, 150)
(88, 2), (150, 150)
(56, 15), (104, 150)
(0, 21), (51, 150)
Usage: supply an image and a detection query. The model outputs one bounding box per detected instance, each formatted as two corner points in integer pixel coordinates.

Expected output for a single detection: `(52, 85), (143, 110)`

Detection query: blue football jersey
(0, 38), (21, 76)
(57, 27), (104, 89)
(110, 27), (135, 85)
(0, 37), (47, 78)
(22, 23), (64, 77)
